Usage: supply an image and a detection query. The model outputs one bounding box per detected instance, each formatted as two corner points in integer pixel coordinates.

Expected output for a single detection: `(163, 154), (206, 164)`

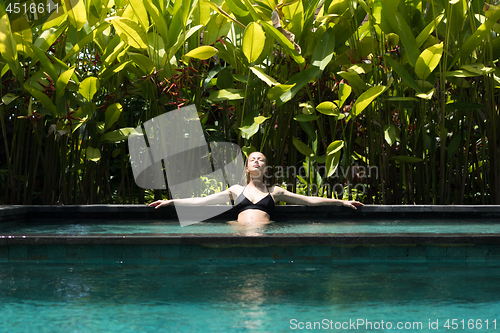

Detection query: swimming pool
(1, 205), (500, 262)
(1, 205), (500, 332)
(1, 261), (500, 333)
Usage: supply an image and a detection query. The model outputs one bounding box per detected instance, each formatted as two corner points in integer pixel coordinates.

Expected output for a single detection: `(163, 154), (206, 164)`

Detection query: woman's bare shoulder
(228, 184), (245, 195)
(268, 184), (286, 196)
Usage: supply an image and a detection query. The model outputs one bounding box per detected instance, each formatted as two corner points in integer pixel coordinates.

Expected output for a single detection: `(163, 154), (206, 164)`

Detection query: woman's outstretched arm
(148, 187), (236, 209)
(272, 186), (364, 210)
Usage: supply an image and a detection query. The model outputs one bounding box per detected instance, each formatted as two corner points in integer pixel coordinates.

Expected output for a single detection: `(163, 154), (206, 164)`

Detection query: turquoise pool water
(1, 218), (500, 234)
(1, 261), (500, 332)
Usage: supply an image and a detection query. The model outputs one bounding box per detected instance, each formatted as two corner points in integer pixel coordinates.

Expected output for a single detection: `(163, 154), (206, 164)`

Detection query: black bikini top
(234, 186), (275, 215)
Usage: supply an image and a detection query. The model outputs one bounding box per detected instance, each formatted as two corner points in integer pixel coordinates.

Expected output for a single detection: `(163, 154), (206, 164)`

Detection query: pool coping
(1, 233), (500, 246)
(2, 204), (500, 222)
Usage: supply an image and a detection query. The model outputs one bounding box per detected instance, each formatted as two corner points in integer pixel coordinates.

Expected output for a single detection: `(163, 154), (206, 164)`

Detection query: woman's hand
(148, 200), (174, 209)
(342, 200), (364, 210)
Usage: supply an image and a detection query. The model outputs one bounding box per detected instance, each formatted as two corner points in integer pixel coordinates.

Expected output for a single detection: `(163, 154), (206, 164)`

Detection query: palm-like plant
(0, 0), (498, 205)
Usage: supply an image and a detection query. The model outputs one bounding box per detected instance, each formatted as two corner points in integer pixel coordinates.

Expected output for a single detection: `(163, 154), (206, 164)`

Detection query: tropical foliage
(0, 0), (499, 205)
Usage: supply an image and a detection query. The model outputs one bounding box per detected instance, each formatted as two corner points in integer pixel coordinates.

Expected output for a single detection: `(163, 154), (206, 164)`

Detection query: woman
(148, 151), (364, 222)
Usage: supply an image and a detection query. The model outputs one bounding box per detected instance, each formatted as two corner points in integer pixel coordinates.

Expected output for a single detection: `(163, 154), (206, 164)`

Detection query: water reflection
(227, 220), (273, 235)
(0, 263), (93, 303)
(3, 262), (500, 333)
(220, 266), (273, 332)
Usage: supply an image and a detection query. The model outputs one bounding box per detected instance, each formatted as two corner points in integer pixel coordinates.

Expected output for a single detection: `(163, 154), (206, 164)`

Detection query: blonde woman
(149, 151), (364, 222)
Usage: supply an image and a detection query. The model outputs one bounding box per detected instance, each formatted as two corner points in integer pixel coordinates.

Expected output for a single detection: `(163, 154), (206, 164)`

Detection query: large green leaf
(168, 0), (187, 51)
(193, 0), (211, 26)
(328, 0), (351, 15)
(311, 28), (335, 71)
(327, 140), (344, 155)
(79, 77), (100, 102)
(326, 141), (344, 177)
(100, 60), (133, 82)
(299, 101), (315, 115)
(337, 71), (368, 95)
(243, 22), (265, 63)
(225, 0), (249, 17)
(101, 127), (135, 143)
(267, 84), (295, 100)
(416, 88), (435, 100)
(239, 108), (260, 139)
(148, 34), (167, 64)
(282, 0), (304, 40)
(42, 10), (68, 31)
(209, 89), (246, 101)
(254, 115), (270, 124)
(0, 5), (17, 63)
(415, 14), (444, 48)
(293, 137), (314, 157)
(450, 9), (500, 68)
(128, 53), (155, 74)
(63, 23), (111, 61)
(2, 93), (18, 105)
(348, 85), (387, 121)
(294, 114), (319, 122)
(56, 67), (76, 99)
(11, 16), (32, 57)
(276, 67), (321, 106)
(28, 42), (58, 81)
(129, 0), (150, 31)
(239, 120), (265, 139)
(374, 1), (419, 67)
(24, 83), (57, 117)
(326, 151), (341, 177)
(302, 0), (322, 33)
(106, 17), (148, 50)
(101, 35), (123, 66)
(384, 55), (422, 93)
(461, 63), (495, 75)
(86, 147), (101, 162)
(105, 103), (123, 130)
(184, 45), (218, 60)
(384, 124), (397, 146)
(143, 0), (170, 46)
(338, 83), (352, 108)
(204, 0), (246, 28)
(240, 0), (263, 22)
(415, 43), (443, 80)
(34, 22), (69, 52)
(63, 0), (87, 31)
(299, 121), (316, 141)
(445, 70), (480, 77)
(167, 25), (204, 61)
(250, 66), (279, 86)
(316, 101), (340, 116)
(217, 67), (234, 89)
(259, 20), (305, 65)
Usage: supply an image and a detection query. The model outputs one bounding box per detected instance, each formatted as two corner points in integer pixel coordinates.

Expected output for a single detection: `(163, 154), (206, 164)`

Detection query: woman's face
(246, 152), (267, 177)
